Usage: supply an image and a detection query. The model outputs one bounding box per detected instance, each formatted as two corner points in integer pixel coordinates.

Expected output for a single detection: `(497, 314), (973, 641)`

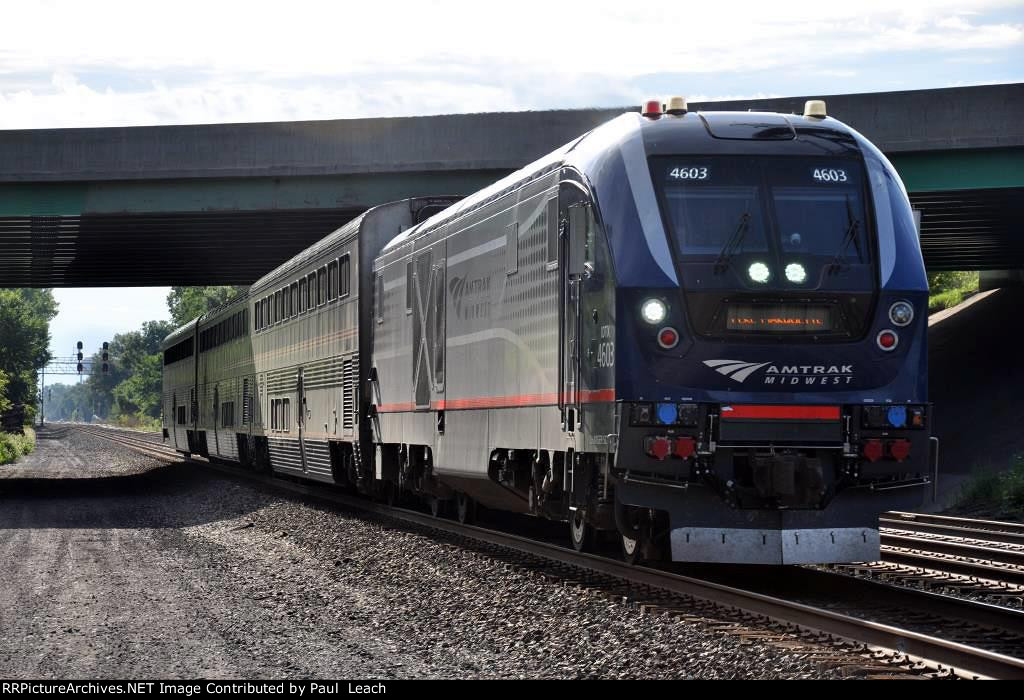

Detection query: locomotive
(163, 97), (935, 565)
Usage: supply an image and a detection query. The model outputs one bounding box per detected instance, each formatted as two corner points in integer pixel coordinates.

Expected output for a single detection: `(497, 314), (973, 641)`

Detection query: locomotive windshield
(652, 156), (872, 291)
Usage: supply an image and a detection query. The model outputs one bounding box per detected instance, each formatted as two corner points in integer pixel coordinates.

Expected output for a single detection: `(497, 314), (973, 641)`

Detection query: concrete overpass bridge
(0, 83), (1020, 287)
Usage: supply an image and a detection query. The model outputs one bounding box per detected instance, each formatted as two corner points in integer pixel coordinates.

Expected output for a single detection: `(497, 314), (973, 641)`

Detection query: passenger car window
(328, 261), (338, 301)
(339, 255), (351, 297)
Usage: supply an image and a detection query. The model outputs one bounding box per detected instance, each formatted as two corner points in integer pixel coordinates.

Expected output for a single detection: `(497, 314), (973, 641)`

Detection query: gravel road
(0, 425), (855, 679)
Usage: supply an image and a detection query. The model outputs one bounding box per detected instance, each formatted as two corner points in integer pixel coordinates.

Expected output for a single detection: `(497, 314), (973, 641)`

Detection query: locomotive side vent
(242, 377), (251, 425)
(342, 356), (357, 432)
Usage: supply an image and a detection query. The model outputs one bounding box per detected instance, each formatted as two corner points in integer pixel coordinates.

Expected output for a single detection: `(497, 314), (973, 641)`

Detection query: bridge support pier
(980, 270), (1024, 290)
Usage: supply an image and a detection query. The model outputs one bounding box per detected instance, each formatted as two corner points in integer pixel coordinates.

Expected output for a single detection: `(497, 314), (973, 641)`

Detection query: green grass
(0, 426), (35, 465)
(928, 270), (979, 313)
(954, 454), (1024, 519)
(112, 413), (162, 432)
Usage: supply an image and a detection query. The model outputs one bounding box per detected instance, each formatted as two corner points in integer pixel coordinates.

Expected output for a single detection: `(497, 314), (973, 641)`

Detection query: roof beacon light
(665, 96), (688, 116)
(642, 99), (662, 119)
(804, 100), (827, 119)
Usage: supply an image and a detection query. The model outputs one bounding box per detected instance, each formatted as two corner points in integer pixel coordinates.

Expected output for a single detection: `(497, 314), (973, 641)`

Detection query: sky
(2, 0), (1021, 362)
(47, 289), (170, 375)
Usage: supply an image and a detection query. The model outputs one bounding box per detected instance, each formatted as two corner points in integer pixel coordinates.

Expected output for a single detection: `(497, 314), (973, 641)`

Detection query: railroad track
(883, 512), (1024, 545)
(73, 424), (1024, 679)
(874, 512), (1024, 591)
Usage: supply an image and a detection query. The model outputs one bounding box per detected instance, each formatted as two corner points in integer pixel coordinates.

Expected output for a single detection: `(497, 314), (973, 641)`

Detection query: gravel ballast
(0, 425), (859, 679)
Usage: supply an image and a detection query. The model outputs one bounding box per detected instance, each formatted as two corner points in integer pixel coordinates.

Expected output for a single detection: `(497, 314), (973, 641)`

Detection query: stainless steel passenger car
(161, 198), (454, 480)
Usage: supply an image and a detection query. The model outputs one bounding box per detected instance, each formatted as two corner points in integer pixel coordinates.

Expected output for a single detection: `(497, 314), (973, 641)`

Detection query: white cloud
(0, 1), (1020, 128)
(4, 1), (1015, 354)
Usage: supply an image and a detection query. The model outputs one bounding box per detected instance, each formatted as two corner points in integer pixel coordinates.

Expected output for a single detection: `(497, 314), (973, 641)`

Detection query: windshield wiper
(828, 197), (863, 274)
(714, 211), (752, 275)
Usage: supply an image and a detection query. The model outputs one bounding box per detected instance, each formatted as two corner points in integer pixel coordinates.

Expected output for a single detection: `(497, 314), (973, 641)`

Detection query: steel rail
(880, 548), (1024, 587)
(881, 518), (1024, 547)
(75, 425), (1024, 679)
(881, 533), (1024, 566)
(885, 511), (1024, 538)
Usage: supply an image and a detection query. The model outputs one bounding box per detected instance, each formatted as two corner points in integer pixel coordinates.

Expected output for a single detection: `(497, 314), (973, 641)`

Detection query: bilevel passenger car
(163, 97), (936, 565)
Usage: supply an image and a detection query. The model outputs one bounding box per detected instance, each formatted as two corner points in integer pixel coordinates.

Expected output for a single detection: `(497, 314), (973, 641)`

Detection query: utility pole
(39, 365), (45, 427)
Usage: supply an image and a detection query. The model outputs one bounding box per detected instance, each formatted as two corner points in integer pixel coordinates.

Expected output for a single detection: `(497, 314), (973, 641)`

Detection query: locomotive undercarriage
(612, 402), (934, 564)
(185, 422), (927, 565)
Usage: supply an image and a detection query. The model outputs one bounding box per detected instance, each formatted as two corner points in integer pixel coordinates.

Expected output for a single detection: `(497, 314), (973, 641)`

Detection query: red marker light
(645, 436), (671, 460)
(876, 329), (898, 351)
(657, 326), (679, 349)
(674, 437), (696, 460)
(862, 439), (883, 462)
(888, 439), (911, 462)
(642, 99), (662, 118)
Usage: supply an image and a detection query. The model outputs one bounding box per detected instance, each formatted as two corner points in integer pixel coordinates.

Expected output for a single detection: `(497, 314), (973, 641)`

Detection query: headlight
(785, 262), (807, 284)
(888, 301), (914, 327)
(748, 262), (770, 283)
(640, 298), (667, 324)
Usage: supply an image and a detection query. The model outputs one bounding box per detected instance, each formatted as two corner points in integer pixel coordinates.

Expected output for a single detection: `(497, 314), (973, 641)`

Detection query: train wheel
(569, 509), (593, 552)
(253, 440), (270, 474)
(429, 496), (448, 518)
(621, 533), (640, 565)
(455, 492), (476, 525)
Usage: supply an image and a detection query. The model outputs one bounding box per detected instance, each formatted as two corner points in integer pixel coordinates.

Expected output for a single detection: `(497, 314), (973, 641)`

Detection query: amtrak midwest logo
(703, 359), (855, 385)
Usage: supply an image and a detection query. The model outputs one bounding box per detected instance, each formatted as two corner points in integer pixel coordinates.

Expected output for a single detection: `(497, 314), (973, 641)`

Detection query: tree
(86, 319), (175, 421)
(44, 382), (92, 422)
(0, 371), (10, 415)
(44, 286), (244, 427)
(0, 289), (58, 412)
(112, 353), (163, 418)
(106, 320), (174, 419)
(167, 286), (247, 326)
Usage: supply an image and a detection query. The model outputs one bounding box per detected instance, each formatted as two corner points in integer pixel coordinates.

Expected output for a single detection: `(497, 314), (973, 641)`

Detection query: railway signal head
(76, 340), (83, 350)
(77, 362), (84, 373)
(102, 362), (109, 374)
(77, 351), (83, 361)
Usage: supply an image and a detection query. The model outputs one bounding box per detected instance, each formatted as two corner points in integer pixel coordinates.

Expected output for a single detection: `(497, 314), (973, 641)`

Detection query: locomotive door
(411, 248), (445, 411)
(560, 202), (586, 432)
(212, 386), (220, 456)
(172, 393), (179, 450)
(297, 368), (308, 472)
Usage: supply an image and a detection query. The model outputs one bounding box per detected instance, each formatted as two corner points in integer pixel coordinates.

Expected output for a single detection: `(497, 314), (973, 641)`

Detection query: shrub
(0, 426), (34, 465)
(928, 271), (979, 312)
(955, 454), (1024, 519)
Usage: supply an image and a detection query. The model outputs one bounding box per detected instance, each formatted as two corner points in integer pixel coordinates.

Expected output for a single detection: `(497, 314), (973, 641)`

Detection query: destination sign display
(726, 304), (833, 332)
